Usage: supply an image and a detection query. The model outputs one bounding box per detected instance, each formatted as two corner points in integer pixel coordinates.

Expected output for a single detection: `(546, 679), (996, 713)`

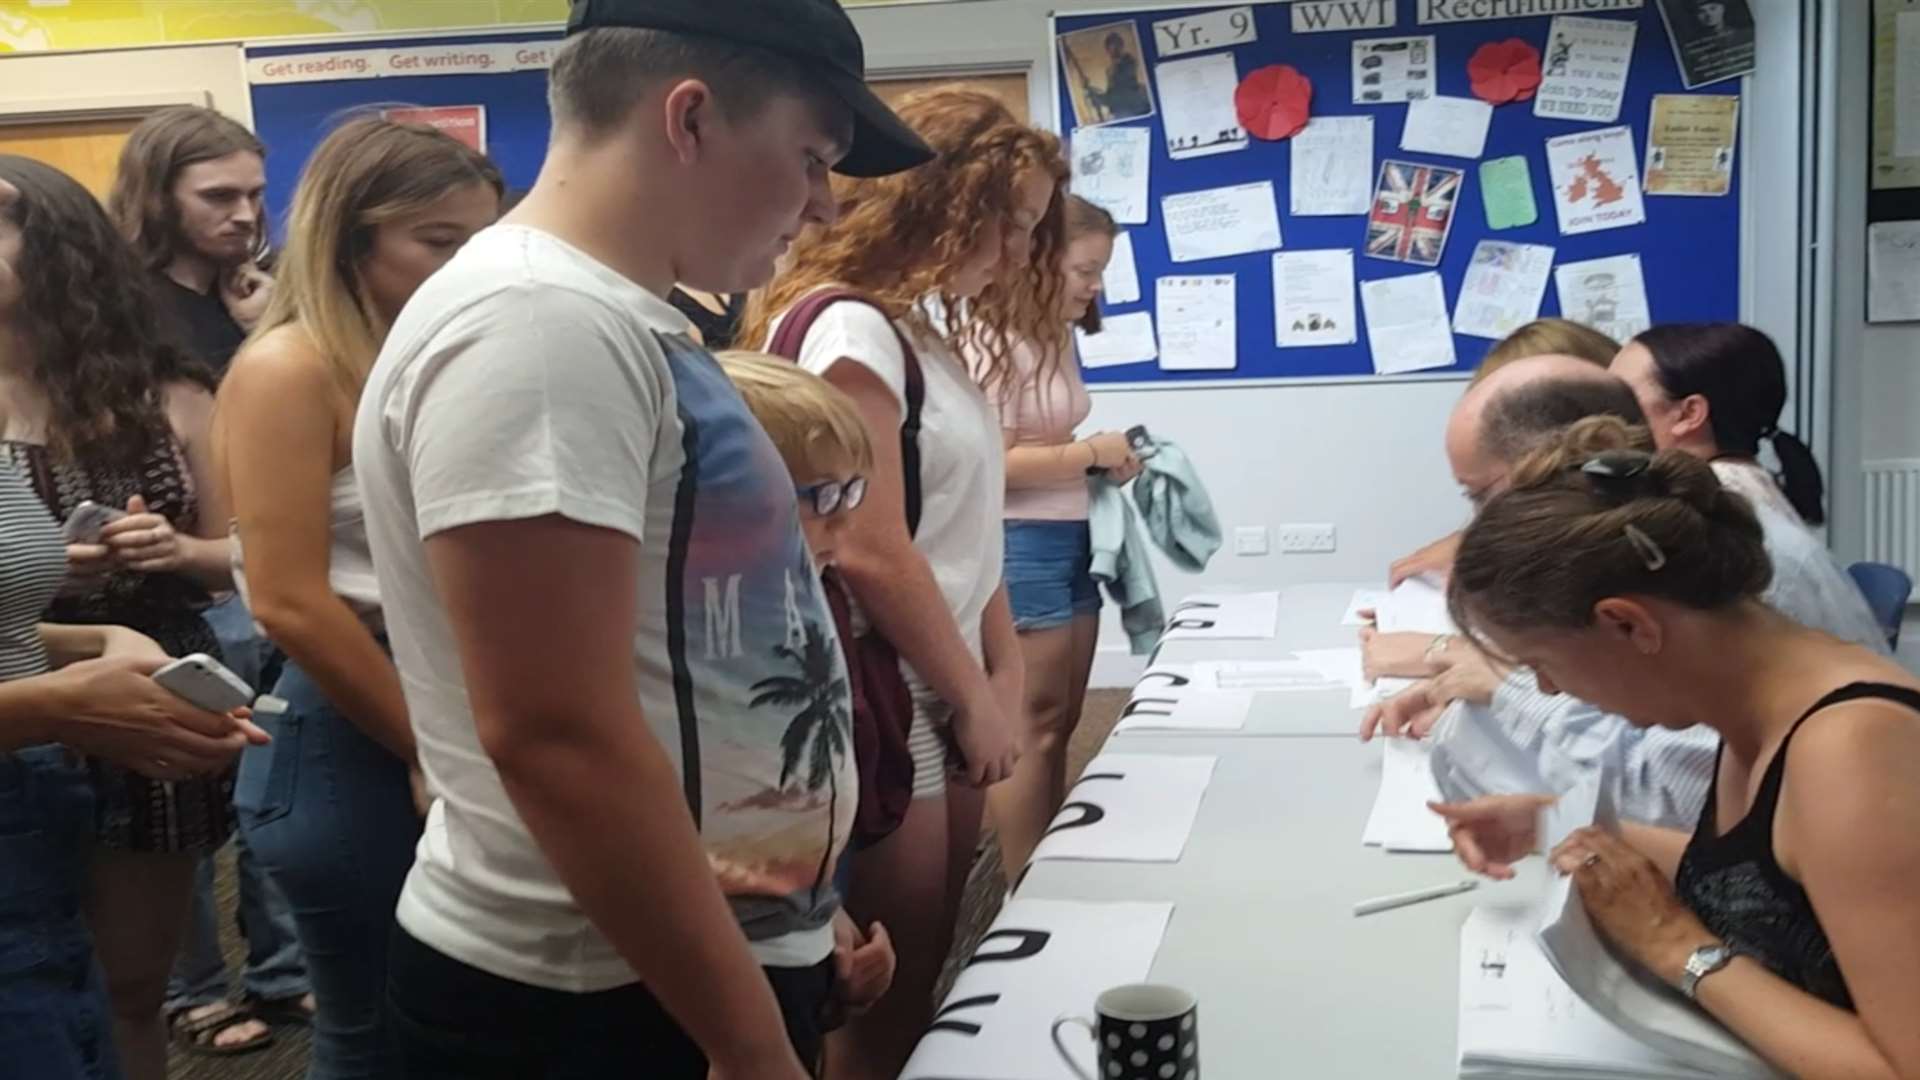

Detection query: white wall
(853, 0), (1814, 684)
(0, 42), (252, 125)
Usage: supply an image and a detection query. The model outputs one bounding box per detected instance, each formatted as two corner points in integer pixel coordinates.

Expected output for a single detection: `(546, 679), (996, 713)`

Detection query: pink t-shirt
(975, 337), (1093, 521)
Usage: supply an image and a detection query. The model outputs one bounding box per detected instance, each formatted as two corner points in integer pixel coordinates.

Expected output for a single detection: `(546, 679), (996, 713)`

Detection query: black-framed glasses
(797, 476), (868, 517)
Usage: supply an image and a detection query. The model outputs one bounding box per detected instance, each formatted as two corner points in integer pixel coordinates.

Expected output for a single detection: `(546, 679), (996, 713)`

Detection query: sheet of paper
(1151, 4), (1257, 59)
(1872, 3), (1920, 190)
(1366, 160), (1464, 266)
(1453, 240), (1555, 340)
(1273, 249), (1358, 347)
(1192, 659), (1345, 693)
(1342, 588), (1391, 626)
(1163, 591), (1279, 639)
(1057, 21), (1157, 129)
(1156, 52), (1248, 160)
(1069, 125), (1151, 225)
(1900, 10), (1920, 158)
(1156, 275), (1237, 372)
(1075, 310), (1158, 369)
(1400, 95), (1493, 159)
(1479, 156), (1540, 230)
(902, 899), (1174, 1080)
(1361, 272), (1456, 375)
(1113, 689), (1254, 735)
(1291, 647), (1374, 708)
(1655, 0), (1757, 90)
(1290, 115), (1374, 216)
(1352, 35), (1436, 104)
(1646, 93), (1739, 196)
(1375, 574), (1454, 634)
(1102, 230), (1141, 305)
(1162, 181), (1282, 262)
(1546, 125), (1647, 234)
(1030, 754), (1217, 864)
(1534, 15), (1637, 123)
(1555, 253), (1653, 343)
(1869, 220), (1920, 323)
(1361, 737), (1453, 852)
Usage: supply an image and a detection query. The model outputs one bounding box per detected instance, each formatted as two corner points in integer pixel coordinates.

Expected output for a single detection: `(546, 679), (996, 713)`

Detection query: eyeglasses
(796, 476), (868, 517)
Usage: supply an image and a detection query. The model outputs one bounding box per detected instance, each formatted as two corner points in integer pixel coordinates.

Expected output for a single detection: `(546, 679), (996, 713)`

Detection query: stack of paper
(1361, 737), (1454, 852)
(1375, 574), (1455, 635)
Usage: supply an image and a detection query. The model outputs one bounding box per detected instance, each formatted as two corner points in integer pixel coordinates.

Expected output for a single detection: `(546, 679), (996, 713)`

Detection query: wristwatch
(1680, 943), (1738, 1000)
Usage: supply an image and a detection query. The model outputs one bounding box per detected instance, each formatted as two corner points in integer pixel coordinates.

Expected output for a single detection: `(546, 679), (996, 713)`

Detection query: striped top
(0, 458), (66, 683)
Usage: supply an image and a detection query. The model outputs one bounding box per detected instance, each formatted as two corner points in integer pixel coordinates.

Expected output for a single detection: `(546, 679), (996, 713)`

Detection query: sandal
(168, 1001), (276, 1057)
(248, 991), (317, 1027)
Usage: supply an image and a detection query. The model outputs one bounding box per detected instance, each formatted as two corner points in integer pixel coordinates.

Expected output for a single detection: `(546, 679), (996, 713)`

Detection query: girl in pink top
(971, 196), (1141, 877)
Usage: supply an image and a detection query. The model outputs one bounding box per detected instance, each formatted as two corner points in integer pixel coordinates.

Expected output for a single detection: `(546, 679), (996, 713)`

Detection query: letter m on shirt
(704, 574), (743, 659)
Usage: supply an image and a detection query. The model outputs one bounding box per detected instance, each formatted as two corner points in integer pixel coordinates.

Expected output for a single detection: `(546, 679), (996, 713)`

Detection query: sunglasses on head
(796, 476), (868, 517)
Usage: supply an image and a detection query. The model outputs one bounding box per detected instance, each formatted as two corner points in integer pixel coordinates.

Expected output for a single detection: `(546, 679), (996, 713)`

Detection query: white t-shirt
(776, 299), (1006, 677)
(354, 226), (852, 992)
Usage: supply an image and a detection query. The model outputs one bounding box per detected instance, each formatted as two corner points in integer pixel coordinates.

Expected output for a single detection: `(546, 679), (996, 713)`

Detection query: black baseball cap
(568, 0), (935, 178)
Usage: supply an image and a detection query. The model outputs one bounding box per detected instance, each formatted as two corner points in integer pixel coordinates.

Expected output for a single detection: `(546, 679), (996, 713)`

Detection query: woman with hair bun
(1434, 418), (1920, 1080)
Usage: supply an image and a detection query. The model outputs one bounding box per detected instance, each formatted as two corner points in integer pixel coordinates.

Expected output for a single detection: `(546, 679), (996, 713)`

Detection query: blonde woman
(212, 116), (500, 1080)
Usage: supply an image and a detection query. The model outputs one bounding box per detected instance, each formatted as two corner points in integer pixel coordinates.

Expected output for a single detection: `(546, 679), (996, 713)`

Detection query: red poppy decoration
(1468, 39), (1543, 105)
(1235, 64), (1313, 142)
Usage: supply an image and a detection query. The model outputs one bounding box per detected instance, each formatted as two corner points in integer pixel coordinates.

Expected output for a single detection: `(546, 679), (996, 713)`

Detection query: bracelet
(1424, 634), (1454, 663)
(1082, 441), (1101, 469)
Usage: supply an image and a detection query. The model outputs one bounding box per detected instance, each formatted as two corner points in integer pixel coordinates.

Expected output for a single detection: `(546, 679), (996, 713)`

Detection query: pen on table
(1352, 879), (1479, 917)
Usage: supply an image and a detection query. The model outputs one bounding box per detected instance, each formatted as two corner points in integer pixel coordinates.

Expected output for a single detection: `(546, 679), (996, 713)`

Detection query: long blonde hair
(740, 88), (1067, 386)
(252, 114), (501, 396)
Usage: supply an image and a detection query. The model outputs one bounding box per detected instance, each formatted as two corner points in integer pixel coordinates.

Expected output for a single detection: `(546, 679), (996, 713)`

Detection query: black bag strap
(767, 290), (924, 538)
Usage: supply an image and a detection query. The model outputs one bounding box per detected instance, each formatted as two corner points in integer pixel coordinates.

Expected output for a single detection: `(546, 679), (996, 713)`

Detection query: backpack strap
(767, 290), (925, 539)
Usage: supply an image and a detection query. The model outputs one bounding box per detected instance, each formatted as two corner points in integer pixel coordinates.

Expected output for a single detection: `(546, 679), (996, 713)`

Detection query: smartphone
(62, 500), (126, 544)
(152, 653), (254, 713)
(1126, 425), (1151, 452)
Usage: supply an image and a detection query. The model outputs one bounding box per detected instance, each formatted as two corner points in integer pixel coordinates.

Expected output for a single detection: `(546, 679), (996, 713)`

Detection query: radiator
(1862, 459), (1920, 572)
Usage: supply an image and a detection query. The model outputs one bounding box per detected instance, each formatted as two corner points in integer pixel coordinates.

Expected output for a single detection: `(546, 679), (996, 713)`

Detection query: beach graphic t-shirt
(354, 225), (853, 991)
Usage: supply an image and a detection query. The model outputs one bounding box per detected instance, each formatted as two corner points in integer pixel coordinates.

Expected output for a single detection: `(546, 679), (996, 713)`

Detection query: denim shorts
(1004, 519), (1101, 632)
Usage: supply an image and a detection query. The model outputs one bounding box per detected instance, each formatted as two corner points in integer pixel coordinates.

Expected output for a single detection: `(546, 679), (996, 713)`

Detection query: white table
(1015, 735), (1544, 1079)
(1153, 582), (1375, 666)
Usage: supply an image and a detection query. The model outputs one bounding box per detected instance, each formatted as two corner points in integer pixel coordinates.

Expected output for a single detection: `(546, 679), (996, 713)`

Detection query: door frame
(0, 89), (210, 127)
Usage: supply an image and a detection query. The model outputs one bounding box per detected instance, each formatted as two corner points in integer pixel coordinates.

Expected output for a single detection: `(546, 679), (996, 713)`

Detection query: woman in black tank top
(1430, 418), (1920, 1079)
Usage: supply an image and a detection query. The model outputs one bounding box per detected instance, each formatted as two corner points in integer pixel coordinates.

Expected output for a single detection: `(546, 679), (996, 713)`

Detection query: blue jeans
(0, 747), (121, 1080)
(168, 596), (309, 1013)
(236, 658), (420, 1080)
(1004, 519), (1102, 632)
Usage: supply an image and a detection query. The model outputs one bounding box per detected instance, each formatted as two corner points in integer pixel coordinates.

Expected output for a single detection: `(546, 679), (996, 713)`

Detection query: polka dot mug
(1051, 983), (1200, 1080)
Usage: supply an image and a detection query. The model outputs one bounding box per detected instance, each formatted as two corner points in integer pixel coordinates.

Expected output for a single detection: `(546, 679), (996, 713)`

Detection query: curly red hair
(741, 88), (1067, 384)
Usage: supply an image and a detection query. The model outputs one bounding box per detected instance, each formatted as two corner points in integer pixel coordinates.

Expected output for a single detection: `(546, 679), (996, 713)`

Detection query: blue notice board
(248, 32), (562, 246)
(1051, 1), (1745, 388)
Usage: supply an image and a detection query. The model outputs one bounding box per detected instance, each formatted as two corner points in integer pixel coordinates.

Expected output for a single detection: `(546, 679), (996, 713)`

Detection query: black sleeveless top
(1674, 681), (1920, 1011)
(667, 289), (743, 350)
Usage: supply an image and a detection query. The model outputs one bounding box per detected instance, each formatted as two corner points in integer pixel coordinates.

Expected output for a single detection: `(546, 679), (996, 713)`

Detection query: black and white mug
(1051, 983), (1200, 1080)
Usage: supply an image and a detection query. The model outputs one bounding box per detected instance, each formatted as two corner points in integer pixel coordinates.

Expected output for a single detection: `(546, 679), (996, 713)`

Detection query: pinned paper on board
(1645, 94), (1739, 197)
(1274, 249), (1358, 348)
(1400, 95), (1494, 159)
(1555, 254), (1652, 343)
(1868, 221), (1920, 323)
(1453, 240), (1555, 340)
(1156, 275), (1238, 371)
(1361, 272), (1457, 376)
(1534, 15), (1636, 123)
(1157, 51), (1249, 159)
(1546, 126), (1647, 235)
(1479, 155), (1540, 230)
(1290, 115), (1374, 216)
(1102, 230), (1142, 306)
(1352, 35), (1436, 104)
(1366, 160), (1463, 266)
(1070, 125), (1151, 224)
(1075, 311), (1159, 369)
(1162, 181), (1282, 262)
(1058, 20), (1157, 129)
(1655, 0), (1757, 89)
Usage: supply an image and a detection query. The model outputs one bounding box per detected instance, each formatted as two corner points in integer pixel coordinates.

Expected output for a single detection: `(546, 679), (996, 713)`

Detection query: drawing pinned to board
(1163, 181), (1283, 263)
(1235, 64), (1313, 141)
(1454, 240), (1555, 340)
(1156, 275), (1238, 371)
(1365, 160), (1463, 267)
(1400, 95), (1493, 159)
(1534, 15), (1636, 123)
(1291, 115), (1374, 216)
(1479, 156), (1540, 229)
(1352, 35), (1436, 104)
(1273, 249), (1358, 348)
(1157, 52), (1249, 159)
(1070, 126), (1151, 224)
(1546, 126), (1647, 235)
(1103, 231), (1142, 306)
(1059, 20), (1157, 129)
(1654, 0), (1756, 89)
(1868, 221), (1920, 323)
(1645, 94), (1738, 196)
(1555, 254), (1652, 343)
(1361, 272), (1456, 375)
(1077, 310), (1159, 368)
(1467, 38), (1542, 104)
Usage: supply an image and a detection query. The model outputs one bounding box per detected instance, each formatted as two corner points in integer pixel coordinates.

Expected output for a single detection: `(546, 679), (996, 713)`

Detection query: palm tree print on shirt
(751, 618), (851, 906)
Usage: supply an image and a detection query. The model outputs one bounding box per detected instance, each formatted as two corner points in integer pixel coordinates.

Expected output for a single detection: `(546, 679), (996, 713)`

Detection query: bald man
(1363, 355), (1884, 827)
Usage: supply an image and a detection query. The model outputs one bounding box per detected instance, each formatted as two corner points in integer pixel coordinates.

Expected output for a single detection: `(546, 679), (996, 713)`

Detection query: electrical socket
(1233, 526), (1270, 556)
(1278, 523), (1336, 554)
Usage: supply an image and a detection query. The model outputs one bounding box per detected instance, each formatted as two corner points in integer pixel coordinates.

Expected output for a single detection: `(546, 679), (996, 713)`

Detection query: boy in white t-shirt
(350, 2), (932, 1077)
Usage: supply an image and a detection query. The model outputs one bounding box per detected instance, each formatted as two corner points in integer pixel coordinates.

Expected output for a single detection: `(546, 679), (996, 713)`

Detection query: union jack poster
(1364, 159), (1464, 267)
